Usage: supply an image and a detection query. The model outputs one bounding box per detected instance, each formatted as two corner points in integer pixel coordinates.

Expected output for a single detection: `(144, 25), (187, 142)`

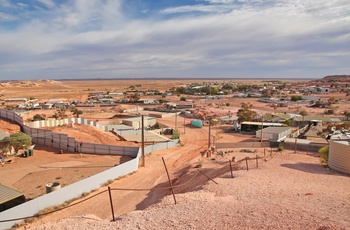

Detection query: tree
(328, 96), (336, 105)
(180, 96), (186, 101)
(283, 119), (294, 127)
(237, 102), (257, 123)
(299, 109), (308, 116)
(262, 89), (269, 97)
(129, 92), (140, 103)
(71, 108), (83, 118)
(3, 132), (32, 155)
(52, 108), (67, 119)
(290, 95), (303, 101)
(344, 111), (350, 121)
(33, 114), (45, 121)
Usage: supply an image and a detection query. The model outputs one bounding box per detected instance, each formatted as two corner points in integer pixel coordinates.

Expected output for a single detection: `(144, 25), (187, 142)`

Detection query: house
(0, 184), (25, 211)
(42, 103), (53, 109)
(240, 121), (284, 132)
(293, 115), (332, 127)
(263, 113), (292, 123)
(122, 116), (157, 129)
(255, 127), (292, 142)
(109, 92), (124, 96)
(140, 99), (158, 104)
(4, 98), (27, 102)
(217, 115), (238, 124)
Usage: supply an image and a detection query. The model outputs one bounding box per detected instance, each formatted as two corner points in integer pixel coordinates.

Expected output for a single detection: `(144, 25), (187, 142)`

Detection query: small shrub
(278, 146), (284, 152)
(319, 146), (329, 164)
(194, 164), (202, 168)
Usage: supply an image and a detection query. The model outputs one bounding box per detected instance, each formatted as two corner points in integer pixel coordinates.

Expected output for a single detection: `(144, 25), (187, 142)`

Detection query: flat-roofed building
(256, 126), (292, 142)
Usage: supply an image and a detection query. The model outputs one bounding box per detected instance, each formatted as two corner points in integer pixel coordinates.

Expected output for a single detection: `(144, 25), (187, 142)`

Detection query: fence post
(229, 160), (233, 178)
(294, 138), (297, 153)
(162, 157), (177, 204)
(256, 155), (258, 168)
(270, 148), (272, 157)
(108, 186), (116, 221)
(264, 148), (266, 157)
(245, 157), (249, 171)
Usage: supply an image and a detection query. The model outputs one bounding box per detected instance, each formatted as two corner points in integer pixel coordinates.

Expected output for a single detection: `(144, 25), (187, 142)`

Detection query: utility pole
(175, 108), (177, 132)
(141, 115), (145, 167)
(208, 118), (211, 149)
(260, 114), (264, 142)
(183, 117), (186, 134)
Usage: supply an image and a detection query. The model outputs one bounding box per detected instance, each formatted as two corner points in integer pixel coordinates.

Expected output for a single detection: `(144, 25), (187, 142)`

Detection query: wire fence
(0, 149), (277, 227)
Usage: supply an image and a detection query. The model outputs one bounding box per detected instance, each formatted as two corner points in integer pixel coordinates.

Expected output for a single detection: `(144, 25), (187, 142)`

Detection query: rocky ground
(26, 151), (350, 230)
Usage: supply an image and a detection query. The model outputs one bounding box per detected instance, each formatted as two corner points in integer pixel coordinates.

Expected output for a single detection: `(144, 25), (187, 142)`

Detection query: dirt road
(19, 116), (212, 228)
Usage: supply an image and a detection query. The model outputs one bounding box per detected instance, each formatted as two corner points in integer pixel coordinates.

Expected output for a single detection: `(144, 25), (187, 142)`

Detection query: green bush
(319, 146), (329, 164)
(278, 146), (284, 152)
(172, 130), (180, 139)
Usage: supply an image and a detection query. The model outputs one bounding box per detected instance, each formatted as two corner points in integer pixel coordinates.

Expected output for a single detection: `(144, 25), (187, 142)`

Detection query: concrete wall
(290, 125), (309, 138)
(0, 158), (139, 230)
(0, 109), (180, 229)
(282, 138), (327, 152)
(215, 142), (270, 149)
(144, 140), (179, 153)
(329, 140), (350, 174)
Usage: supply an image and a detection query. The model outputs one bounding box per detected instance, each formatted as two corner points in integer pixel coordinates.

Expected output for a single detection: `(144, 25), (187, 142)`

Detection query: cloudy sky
(0, 0), (349, 80)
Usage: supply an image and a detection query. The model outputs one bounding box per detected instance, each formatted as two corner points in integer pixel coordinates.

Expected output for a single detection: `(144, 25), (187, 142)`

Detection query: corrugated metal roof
(0, 184), (24, 204)
(0, 130), (10, 140)
(294, 115), (332, 122)
(241, 121), (283, 126)
(260, 126), (292, 134)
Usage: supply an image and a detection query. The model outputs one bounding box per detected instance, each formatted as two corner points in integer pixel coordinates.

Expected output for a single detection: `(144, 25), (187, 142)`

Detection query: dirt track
(14, 116), (213, 228)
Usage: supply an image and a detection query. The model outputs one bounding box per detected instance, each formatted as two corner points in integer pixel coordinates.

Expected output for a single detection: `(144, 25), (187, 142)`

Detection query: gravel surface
(28, 152), (350, 230)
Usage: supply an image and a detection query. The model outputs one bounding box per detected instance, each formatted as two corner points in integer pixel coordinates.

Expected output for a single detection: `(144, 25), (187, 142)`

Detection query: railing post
(245, 157), (249, 171)
(108, 186), (116, 221)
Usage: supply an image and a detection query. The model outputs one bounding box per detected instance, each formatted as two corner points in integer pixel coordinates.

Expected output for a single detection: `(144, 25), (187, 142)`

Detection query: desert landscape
(0, 78), (349, 229)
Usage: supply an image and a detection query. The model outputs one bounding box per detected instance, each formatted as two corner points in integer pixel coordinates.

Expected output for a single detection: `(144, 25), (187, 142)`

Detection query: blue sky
(0, 0), (349, 80)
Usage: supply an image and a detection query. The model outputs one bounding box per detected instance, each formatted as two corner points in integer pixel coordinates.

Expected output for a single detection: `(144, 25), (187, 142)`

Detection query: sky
(0, 0), (349, 81)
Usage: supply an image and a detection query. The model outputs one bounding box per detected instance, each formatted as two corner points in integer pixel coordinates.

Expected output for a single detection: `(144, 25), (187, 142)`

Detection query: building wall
(329, 140), (350, 175)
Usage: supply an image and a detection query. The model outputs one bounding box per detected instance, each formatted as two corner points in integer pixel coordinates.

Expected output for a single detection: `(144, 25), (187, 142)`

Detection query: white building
(256, 126), (292, 142)
(122, 116), (157, 129)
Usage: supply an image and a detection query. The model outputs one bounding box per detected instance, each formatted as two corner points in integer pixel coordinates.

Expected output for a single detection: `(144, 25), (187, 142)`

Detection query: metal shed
(0, 184), (25, 211)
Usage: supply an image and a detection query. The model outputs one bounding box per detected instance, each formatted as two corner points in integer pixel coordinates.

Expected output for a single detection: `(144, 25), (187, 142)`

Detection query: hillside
(322, 75), (350, 81)
(24, 151), (350, 230)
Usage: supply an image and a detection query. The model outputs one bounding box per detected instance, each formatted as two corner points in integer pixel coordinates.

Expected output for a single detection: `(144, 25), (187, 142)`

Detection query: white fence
(25, 117), (108, 131)
(0, 109), (180, 229)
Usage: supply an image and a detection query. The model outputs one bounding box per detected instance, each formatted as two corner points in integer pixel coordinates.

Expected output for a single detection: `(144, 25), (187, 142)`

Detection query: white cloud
(36, 0), (56, 9)
(0, 0), (349, 80)
(0, 12), (17, 21)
